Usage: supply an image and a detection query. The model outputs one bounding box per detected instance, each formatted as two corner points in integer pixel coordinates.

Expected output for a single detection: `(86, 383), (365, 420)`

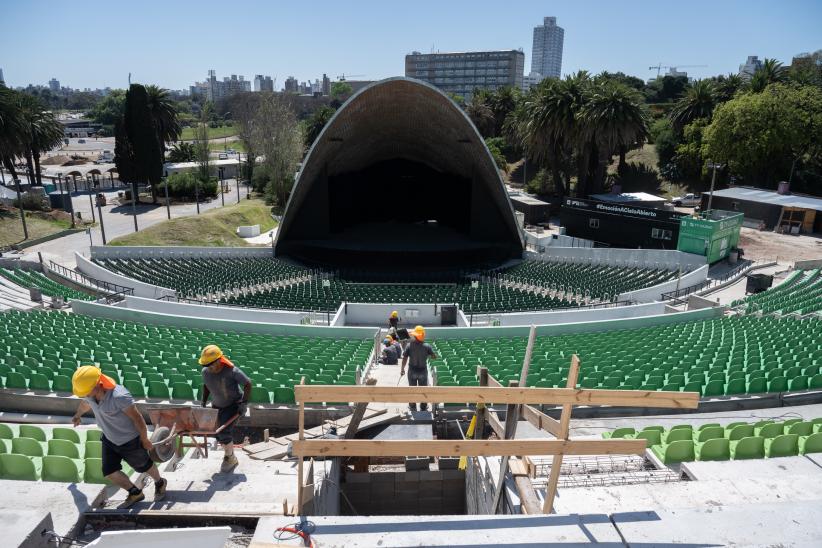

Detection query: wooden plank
(515, 474), (543, 515)
(344, 378), (379, 439)
(290, 438), (646, 458)
(475, 367), (489, 440)
(487, 411), (505, 438)
(296, 376), (305, 514)
(509, 457), (529, 477)
(491, 379), (522, 512)
(294, 385), (699, 408)
(521, 403), (561, 437)
(543, 356), (581, 514)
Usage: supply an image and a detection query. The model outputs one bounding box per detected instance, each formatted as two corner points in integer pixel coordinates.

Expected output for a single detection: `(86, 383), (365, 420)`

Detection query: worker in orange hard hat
(71, 365), (167, 507)
(400, 325), (437, 412)
(199, 345), (252, 473)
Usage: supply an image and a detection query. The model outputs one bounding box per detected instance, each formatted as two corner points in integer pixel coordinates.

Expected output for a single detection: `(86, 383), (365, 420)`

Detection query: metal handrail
(48, 261), (134, 300)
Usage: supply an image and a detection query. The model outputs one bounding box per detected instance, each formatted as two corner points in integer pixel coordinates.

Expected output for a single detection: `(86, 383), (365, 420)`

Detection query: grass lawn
(209, 140), (246, 153)
(179, 124), (238, 141)
(109, 198), (276, 247)
(0, 209), (73, 247)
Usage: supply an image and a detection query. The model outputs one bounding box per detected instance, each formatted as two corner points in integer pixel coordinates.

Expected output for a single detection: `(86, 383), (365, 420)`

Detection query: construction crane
(648, 64), (707, 79)
(337, 74), (366, 81)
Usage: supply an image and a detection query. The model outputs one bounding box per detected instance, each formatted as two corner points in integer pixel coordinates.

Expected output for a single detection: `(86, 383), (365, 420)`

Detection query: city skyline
(1, 0), (820, 91)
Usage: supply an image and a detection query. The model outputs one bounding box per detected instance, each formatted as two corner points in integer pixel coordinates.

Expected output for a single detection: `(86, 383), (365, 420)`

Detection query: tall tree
(145, 85), (182, 155)
(303, 105), (336, 149)
(117, 84), (163, 204)
(670, 80), (716, 129)
(713, 74), (745, 103)
(465, 92), (495, 138)
(251, 93), (302, 209)
(0, 85), (26, 181)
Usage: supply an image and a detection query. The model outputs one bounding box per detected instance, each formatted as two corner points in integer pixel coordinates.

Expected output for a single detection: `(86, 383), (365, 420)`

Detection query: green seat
(633, 429), (662, 447)
(42, 455), (82, 483)
(0, 453), (40, 480)
(602, 427), (635, 439)
(85, 430), (102, 442)
(29, 373), (51, 391)
(799, 432), (822, 455)
(663, 427), (693, 444)
(0, 424), (14, 439)
(694, 426), (725, 443)
(786, 422), (813, 436)
(756, 422), (783, 439)
(171, 382), (196, 401)
(19, 425), (46, 442)
(273, 387), (295, 404)
(727, 424), (755, 441)
(52, 427), (81, 444)
(147, 381), (170, 399)
(765, 434), (799, 458)
(48, 439), (80, 459)
(651, 439), (695, 464)
(83, 457), (108, 483)
(696, 438), (730, 461)
(52, 375), (73, 393)
(123, 379), (146, 398)
(250, 386), (272, 404)
(730, 436), (765, 460)
(12, 437), (44, 457)
(85, 441), (102, 458)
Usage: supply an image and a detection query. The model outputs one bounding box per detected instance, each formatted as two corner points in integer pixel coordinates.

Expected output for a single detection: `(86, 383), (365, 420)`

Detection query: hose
(275, 524), (316, 547)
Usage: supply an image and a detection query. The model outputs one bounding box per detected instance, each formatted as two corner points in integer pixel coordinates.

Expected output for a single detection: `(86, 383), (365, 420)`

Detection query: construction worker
(388, 310), (400, 332)
(400, 325), (437, 412)
(199, 345), (252, 473)
(380, 334), (401, 365)
(71, 365), (167, 507)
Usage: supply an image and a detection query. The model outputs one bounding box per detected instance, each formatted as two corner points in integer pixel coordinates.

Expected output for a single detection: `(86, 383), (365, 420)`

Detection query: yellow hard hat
(391, 311), (398, 318)
(411, 325), (426, 341)
(72, 365), (115, 397)
(198, 344), (234, 367)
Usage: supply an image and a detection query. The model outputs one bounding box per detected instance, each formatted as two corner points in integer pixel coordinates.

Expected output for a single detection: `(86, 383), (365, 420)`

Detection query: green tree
(330, 82), (353, 104)
(193, 104), (211, 189)
(484, 137), (508, 172)
(670, 80), (716, 129)
(166, 142), (196, 163)
(145, 85), (182, 155)
(303, 105), (336, 149)
(89, 89), (126, 125)
(644, 75), (688, 103)
(673, 118), (710, 180)
(25, 99), (64, 185)
(485, 86), (521, 138)
(251, 93), (302, 209)
(117, 84), (163, 204)
(465, 92), (495, 138)
(712, 74), (745, 103)
(703, 84), (822, 190)
(649, 118), (679, 170)
(0, 85), (27, 181)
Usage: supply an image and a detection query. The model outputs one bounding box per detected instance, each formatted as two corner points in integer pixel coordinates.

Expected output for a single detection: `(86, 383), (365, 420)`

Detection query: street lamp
(96, 193), (107, 244)
(85, 175), (96, 223)
(706, 160), (724, 212)
(218, 167), (225, 207)
(163, 175), (171, 219)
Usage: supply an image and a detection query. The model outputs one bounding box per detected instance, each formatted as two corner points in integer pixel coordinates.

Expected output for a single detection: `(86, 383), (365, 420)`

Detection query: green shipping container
(677, 210), (743, 263)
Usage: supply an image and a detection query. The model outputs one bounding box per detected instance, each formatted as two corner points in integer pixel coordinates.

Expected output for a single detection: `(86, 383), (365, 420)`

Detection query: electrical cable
(41, 529), (89, 546)
(274, 520), (317, 547)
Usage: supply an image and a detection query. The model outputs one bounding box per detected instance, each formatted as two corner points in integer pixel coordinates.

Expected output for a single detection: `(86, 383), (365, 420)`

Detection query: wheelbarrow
(145, 405), (240, 462)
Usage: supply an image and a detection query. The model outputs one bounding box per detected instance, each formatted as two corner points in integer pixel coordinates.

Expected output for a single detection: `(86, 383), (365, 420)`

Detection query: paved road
(22, 180), (250, 268)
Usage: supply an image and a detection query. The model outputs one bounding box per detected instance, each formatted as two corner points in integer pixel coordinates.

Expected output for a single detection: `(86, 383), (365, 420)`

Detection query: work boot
(122, 487), (145, 508)
(221, 454), (239, 473)
(408, 404), (417, 412)
(154, 478), (167, 501)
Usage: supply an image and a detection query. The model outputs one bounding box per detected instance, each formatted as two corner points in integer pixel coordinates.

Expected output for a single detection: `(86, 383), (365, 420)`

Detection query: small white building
(164, 159), (240, 179)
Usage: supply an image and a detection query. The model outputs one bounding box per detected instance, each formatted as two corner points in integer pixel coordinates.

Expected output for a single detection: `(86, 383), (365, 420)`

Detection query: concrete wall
(75, 253), (176, 299)
(619, 264), (709, 303)
(469, 301), (667, 327)
(90, 245), (273, 259)
(526, 247), (707, 271)
(795, 258), (822, 270)
(523, 231), (594, 250)
(340, 302), (460, 327)
(71, 299), (377, 339)
(425, 306), (722, 340)
(123, 295), (309, 324)
(340, 470), (465, 515)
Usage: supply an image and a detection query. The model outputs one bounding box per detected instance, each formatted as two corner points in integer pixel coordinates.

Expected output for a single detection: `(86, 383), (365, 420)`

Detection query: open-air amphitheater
(1, 78), (822, 547)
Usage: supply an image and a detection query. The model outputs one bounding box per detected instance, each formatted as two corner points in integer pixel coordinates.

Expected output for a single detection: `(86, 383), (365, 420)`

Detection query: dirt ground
(738, 226), (822, 263)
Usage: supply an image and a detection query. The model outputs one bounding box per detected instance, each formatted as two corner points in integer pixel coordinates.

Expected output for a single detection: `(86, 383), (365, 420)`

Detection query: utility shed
(702, 185), (822, 233)
(508, 194), (551, 226)
(677, 210), (743, 263)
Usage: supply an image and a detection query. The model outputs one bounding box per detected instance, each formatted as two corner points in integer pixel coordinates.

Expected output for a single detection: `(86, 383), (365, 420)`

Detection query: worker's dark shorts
(101, 434), (153, 476)
(407, 368), (428, 387)
(215, 403), (239, 444)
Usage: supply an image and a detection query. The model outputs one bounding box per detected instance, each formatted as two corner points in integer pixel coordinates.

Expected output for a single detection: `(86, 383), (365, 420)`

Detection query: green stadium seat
(765, 434), (799, 458)
(147, 382), (170, 400)
(787, 422), (814, 436)
(273, 387), (295, 404)
(663, 426), (693, 444)
(730, 436), (765, 460)
(48, 439), (80, 459)
(727, 424), (755, 441)
(652, 439), (695, 464)
(52, 427), (81, 444)
(602, 427), (635, 439)
(756, 423), (784, 439)
(799, 432), (822, 454)
(171, 382), (196, 401)
(250, 386), (272, 404)
(19, 425), (46, 442)
(42, 455), (81, 483)
(0, 453), (40, 480)
(83, 457), (107, 483)
(11, 437), (44, 457)
(696, 438), (730, 461)
(0, 424), (14, 439)
(85, 430), (102, 442)
(694, 426), (725, 443)
(52, 375), (73, 393)
(85, 441), (102, 459)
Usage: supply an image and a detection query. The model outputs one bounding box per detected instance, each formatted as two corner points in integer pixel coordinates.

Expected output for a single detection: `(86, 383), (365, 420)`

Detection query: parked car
(672, 193), (701, 207)
(78, 139), (86, 144)
(218, 153), (228, 160)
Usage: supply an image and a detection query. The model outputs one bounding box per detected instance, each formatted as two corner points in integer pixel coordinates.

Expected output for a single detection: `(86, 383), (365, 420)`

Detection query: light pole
(13, 178), (28, 240)
(236, 152), (242, 203)
(218, 167), (225, 207)
(85, 175), (96, 223)
(195, 176), (200, 214)
(706, 160), (723, 212)
(163, 175), (171, 219)
(96, 194), (107, 244)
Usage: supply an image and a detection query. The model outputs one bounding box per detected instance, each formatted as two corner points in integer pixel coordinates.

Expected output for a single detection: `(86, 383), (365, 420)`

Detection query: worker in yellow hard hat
(71, 365), (167, 507)
(199, 345), (252, 473)
(379, 334), (401, 365)
(400, 325), (437, 412)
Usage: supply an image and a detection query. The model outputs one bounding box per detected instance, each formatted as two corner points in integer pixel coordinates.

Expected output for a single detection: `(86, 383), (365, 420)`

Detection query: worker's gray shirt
(85, 385), (139, 446)
(403, 340), (435, 371)
(202, 365), (250, 408)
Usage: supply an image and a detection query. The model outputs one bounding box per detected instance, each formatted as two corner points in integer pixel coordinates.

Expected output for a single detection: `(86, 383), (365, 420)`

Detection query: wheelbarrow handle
(213, 413), (241, 435)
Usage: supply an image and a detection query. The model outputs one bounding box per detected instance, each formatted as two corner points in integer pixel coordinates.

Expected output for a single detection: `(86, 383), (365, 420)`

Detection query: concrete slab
(4, 510), (53, 548)
(681, 456), (822, 481)
(85, 526), (231, 548)
(805, 453), (822, 469)
(374, 424), (432, 441)
(613, 501), (822, 547)
(253, 514), (625, 547)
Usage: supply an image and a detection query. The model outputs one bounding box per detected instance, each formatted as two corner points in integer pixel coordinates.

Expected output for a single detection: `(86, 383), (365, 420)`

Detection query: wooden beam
(294, 385), (699, 409)
(290, 438), (646, 458)
(543, 356), (580, 514)
(487, 410), (505, 438)
(475, 367), (489, 440)
(344, 377), (378, 439)
(296, 376), (305, 514)
(514, 474), (543, 515)
(491, 379), (522, 513)
(521, 403), (561, 437)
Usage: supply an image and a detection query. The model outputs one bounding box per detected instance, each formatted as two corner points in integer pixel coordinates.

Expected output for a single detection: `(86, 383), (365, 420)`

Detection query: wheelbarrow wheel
(149, 426), (175, 463)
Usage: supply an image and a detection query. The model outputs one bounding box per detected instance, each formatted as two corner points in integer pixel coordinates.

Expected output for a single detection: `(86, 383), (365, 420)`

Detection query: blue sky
(1, 0), (820, 90)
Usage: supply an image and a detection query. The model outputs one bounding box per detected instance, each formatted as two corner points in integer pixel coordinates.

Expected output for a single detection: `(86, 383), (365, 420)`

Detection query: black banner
(563, 197), (683, 222)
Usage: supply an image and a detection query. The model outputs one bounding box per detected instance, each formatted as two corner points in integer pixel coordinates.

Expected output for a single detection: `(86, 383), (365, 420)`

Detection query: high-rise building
(531, 16), (564, 80)
(739, 56), (763, 78)
(195, 70), (251, 101)
(284, 76), (298, 93)
(49, 78), (60, 91)
(0, 68), (5, 85)
(322, 74), (331, 96)
(405, 50), (525, 100)
(254, 74), (274, 92)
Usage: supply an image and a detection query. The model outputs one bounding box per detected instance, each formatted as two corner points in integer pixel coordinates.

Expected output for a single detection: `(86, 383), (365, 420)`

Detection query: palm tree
(714, 74), (744, 103)
(145, 85), (182, 154)
(578, 80), (650, 192)
(670, 80), (716, 129)
(760, 58), (787, 85)
(0, 85), (26, 180)
(465, 93), (495, 138)
(166, 142), (196, 163)
(303, 106), (335, 149)
(27, 107), (64, 185)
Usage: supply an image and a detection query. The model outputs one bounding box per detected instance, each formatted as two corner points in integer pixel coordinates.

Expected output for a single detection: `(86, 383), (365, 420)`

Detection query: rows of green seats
(0, 268), (94, 301)
(94, 257), (310, 297)
(0, 310), (371, 405)
(732, 269), (822, 316)
(0, 423), (109, 482)
(222, 279), (578, 314)
(499, 260), (677, 300)
(602, 418), (822, 464)
(431, 316), (822, 397)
